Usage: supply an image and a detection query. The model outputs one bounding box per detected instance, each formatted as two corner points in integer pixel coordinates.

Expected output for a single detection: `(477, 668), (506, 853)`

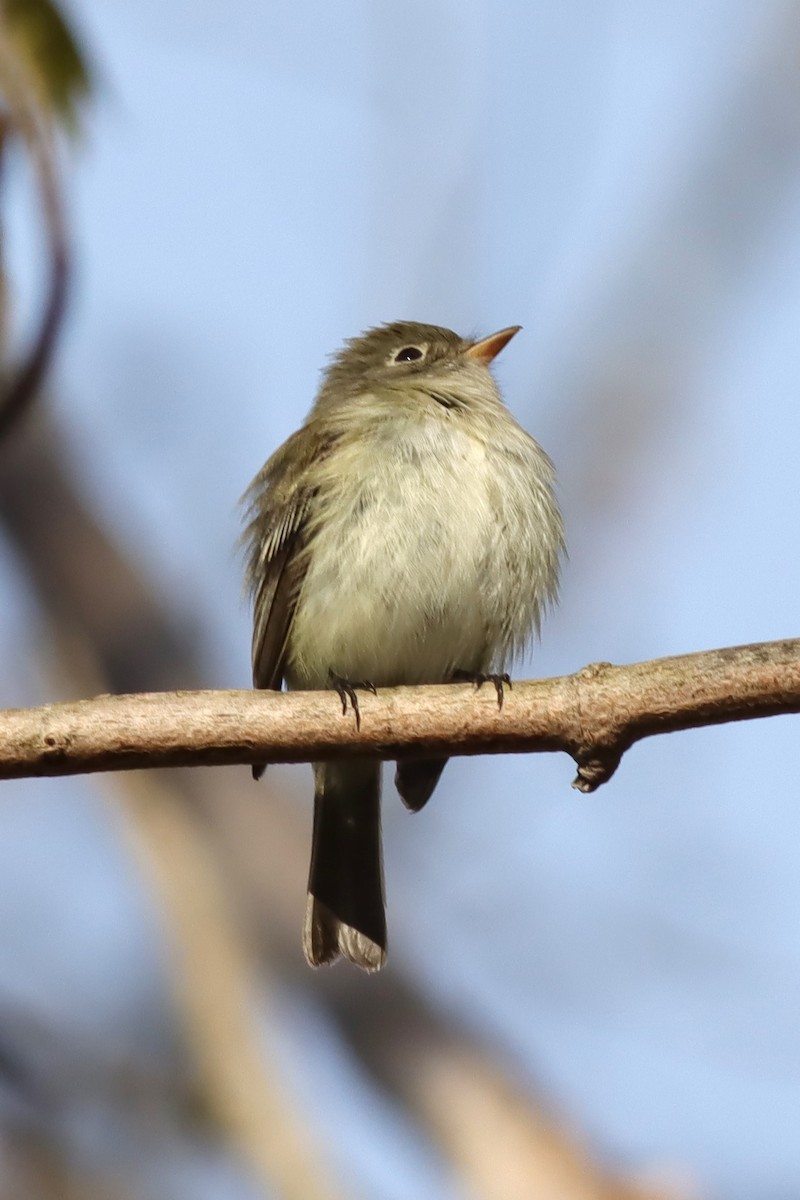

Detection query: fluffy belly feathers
(285, 416), (553, 688)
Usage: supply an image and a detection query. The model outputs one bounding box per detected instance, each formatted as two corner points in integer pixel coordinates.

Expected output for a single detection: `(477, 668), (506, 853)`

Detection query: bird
(242, 321), (564, 971)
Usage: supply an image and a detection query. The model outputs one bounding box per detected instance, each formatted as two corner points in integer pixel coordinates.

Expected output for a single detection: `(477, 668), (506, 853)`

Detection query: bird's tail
(303, 760), (386, 971)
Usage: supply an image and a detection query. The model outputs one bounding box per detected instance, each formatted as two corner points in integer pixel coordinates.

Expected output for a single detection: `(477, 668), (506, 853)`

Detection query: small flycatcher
(242, 322), (564, 971)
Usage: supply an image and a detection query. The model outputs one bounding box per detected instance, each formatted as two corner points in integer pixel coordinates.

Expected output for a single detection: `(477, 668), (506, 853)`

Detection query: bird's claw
(328, 672), (377, 730)
(453, 669), (512, 709)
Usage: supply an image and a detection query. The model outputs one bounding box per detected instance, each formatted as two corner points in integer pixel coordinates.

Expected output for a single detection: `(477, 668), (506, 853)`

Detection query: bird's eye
(392, 345), (425, 364)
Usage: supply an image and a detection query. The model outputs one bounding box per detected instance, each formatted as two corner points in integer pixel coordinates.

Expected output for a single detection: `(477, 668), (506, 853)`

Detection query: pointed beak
(465, 325), (521, 365)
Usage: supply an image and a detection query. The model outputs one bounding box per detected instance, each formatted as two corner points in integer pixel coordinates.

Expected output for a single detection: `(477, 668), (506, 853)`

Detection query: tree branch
(2, 638), (798, 790)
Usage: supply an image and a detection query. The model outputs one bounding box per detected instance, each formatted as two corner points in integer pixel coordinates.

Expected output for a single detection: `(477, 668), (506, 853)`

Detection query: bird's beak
(465, 325), (521, 365)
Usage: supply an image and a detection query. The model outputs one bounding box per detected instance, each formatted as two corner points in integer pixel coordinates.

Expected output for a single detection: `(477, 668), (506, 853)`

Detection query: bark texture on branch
(1, 638), (798, 790)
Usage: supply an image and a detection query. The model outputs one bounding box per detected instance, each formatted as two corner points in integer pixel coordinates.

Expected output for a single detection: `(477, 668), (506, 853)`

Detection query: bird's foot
(452, 669), (512, 710)
(328, 671), (377, 730)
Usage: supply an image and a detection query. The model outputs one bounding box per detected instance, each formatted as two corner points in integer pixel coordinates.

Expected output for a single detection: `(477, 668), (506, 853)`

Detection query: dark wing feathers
(248, 496), (309, 690)
(242, 425), (334, 694)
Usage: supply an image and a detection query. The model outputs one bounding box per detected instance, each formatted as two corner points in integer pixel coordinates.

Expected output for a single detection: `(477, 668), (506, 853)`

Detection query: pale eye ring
(391, 345), (425, 364)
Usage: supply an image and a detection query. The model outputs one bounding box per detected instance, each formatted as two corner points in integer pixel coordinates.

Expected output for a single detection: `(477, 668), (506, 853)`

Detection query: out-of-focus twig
(332, 975), (692, 1200)
(390, 1043), (689, 1200)
(0, 416), (198, 692)
(2, 1130), (134, 1200)
(119, 769), (342, 1200)
(1, 637), (799, 787)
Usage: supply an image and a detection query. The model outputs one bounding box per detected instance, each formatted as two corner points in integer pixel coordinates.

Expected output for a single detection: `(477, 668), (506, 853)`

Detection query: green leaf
(3, 0), (92, 133)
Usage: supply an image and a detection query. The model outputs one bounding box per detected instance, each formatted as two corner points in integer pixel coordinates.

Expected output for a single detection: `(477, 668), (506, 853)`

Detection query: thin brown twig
(1, 638), (798, 788)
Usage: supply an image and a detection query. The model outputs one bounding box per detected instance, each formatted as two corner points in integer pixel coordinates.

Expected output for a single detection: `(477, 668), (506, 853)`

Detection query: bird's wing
(241, 426), (327, 691)
(248, 499), (310, 690)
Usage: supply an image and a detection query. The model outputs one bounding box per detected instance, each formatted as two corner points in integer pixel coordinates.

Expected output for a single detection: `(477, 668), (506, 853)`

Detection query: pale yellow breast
(285, 405), (557, 689)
